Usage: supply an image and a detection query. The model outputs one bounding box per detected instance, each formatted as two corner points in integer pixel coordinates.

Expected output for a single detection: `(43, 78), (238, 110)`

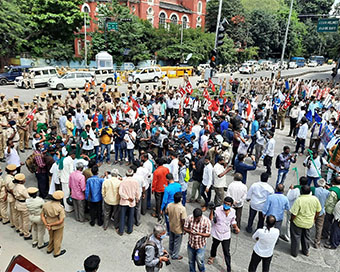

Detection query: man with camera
(99, 121), (113, 164)
(207, 196), (240, 272)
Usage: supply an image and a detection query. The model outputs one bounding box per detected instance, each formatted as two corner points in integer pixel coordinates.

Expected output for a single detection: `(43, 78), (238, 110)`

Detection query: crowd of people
(1, 75), (340, 271)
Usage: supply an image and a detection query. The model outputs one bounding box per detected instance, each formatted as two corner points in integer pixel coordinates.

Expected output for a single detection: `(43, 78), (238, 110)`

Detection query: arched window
(81, 4), (90, 13)
(197, 1), (202, 14)
(170, 14), (178, 25)
(159, 12), (166, 27)
(147, 7), (153, 15)
(182, 16), (189, 29)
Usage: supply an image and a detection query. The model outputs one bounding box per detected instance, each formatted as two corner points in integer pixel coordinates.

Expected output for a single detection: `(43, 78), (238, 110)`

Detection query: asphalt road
(0, 65), (338, 272)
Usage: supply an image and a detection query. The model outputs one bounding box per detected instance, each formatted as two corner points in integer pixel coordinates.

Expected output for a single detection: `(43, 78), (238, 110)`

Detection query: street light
(280, 0), (294, 68)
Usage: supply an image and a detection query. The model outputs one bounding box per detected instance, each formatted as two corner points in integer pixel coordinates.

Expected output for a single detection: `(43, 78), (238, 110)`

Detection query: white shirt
(304, 156), (327, 178)
(173, 98), (181, 109)
(82, 137), (94, 150)
(247, 182), (274, 211)
(192, 100), (200, 112)
(202, 163), (213, 189)
(297, 110), (306, 123)
(226, 180), (248, 207)
(192, 125), (201, 142)
(297, 123), (308, 139)
(166, 98), (174, 109)
(89, 128), (99, 146)
(143, 160), (153, 185)
(287, 188), (300, 208)
(253, 227), (280, 258)
(136, 167), (150, 190)
(124, 131), (136, 149)
(169, 158), (179, 182)
(289, 107), (300, 119)
(263, 138), (275, 157)
(59, 156), (74, 184)
(5, 147), (20, 167)
(213, 163), (227, 188)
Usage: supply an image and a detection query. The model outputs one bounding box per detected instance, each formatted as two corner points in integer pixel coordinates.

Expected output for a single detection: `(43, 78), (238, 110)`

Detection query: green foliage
(241, 0), (283, 13)
(286, 0), (334, 16)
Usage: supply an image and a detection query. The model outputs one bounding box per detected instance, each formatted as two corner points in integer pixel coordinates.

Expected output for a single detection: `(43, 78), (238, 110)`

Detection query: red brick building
(75, 0), (207, 57)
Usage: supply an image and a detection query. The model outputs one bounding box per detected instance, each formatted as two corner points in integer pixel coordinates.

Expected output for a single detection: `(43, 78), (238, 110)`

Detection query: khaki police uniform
(42, 196), (65, 256)
(4, 172), (18, 229)
(7, 125), (20, 150)
(0, 176), (9, 223)
(13, 180), (30, 238)
(29, 71), (35, 89)
(26, 188), (45, 247)
(0, 109), (7, 159)
(17, 112), (29, 151)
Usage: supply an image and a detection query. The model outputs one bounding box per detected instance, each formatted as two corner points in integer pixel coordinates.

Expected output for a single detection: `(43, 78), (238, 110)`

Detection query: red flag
(283, 95), (291, 110)
(144, 115), (150, 130)
(184, 97), (190, 107)
(246, 100), (253, 120)
(208, 78), (216, 92)
(185, 81), (193, 95)
(178, 87), (186, 97)
(207, 113), (214, 132)
(203, 88), (210, 100)
(93, 112), (99, 128)
(107, 110), (114, 124)
(219, 87), (225, 98)
(190, 119), (194, 131)
(130, 96), (140, 111)
(179, 104), (184, 116)
(116, 111), (120, 124)
(26, 107), (37, 125)
(124, 101), (131, 114)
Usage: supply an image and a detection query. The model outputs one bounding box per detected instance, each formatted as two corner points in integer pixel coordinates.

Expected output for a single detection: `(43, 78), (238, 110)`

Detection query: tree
(20, 0), (83, 62)
(241, 0), (282, 13)
(0, 0), (27, 68)
(248, 10), (280, 58)
(286, 0), (334, 16)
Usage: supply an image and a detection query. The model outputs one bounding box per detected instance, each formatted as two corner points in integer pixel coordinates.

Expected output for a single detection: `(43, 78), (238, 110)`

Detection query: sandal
(207, 257), (214, 265)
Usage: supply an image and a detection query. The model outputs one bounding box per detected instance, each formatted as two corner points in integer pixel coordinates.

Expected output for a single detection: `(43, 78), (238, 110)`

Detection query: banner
(321, 124), (335, 148)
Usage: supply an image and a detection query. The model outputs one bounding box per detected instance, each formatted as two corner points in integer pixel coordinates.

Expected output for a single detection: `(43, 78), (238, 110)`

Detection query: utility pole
(180, 20), (184, 46)
(280, 0), (294, 66)
(84, 11), (87, 67)
(214, 0), (223, 49)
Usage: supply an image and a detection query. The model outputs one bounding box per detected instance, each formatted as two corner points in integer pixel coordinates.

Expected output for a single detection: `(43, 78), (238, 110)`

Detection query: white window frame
(170, 13), (179, 25)
(182, 15), (189, 29)
(159, 11), (167, 28)
(197, 1), (202, 14)
(81, 3), (90, 13)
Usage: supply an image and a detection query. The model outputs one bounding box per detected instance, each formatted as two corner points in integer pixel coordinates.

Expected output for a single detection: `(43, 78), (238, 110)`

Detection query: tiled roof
(159, 1), (192, 14)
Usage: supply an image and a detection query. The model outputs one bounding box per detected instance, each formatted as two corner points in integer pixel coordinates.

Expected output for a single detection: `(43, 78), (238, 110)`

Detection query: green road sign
(317, 18), (339, 33)
(107, 22), (118, 31)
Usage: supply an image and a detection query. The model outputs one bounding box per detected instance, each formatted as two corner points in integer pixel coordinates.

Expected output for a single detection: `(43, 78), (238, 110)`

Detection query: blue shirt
(161, 182), (182, 211)
(262, 193), (290, 221)
(85, 175), (104, 202)
(220, 121), (229, 134)
(179, 132), (195, 142)
(251, 120), (259, 136)
(314, 187), (330, 216)
(92, 113), (104, 129)
(234, 158), (256, 184)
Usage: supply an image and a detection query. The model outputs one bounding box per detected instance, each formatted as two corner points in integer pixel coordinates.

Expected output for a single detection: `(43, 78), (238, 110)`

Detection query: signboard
(317, 18), (339, 33)
(107, 22), (118, 31)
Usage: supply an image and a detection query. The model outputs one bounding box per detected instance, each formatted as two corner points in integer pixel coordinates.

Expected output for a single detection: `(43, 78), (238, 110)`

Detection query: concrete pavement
(0, 122), (338, 272)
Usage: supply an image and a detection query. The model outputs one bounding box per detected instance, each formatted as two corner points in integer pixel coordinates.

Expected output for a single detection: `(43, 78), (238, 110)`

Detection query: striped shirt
(184, 214), (211, 249)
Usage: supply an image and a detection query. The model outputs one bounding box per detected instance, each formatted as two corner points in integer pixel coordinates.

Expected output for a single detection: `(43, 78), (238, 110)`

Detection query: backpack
(25, 153), (38, 173)
(275, 153), (282, 169)
(132, 235), (158, 266)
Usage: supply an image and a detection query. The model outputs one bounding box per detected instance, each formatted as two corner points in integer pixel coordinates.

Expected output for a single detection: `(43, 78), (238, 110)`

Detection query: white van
(15, 66), (58, 88)
(48, 71), (94, 90)
(93, 68), (116, 85)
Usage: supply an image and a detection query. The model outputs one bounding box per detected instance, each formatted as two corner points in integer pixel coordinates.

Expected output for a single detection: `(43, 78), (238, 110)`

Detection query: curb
(282, 68), (332, 79)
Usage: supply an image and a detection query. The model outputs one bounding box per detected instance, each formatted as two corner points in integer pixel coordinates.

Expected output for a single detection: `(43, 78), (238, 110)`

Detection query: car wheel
(154, 77), (159, 82)
(106, 78), (113, 85)
(56, 84), (64, 90)
(0, 79), (7, 85)
(135, 78), (140, 84)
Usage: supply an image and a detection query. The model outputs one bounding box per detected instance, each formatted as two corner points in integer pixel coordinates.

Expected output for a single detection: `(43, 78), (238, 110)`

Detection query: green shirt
(290, 194), (321, 229)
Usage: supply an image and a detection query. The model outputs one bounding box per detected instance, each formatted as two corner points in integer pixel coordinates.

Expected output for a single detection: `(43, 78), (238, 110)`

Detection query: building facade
(75, 0), (207, 57)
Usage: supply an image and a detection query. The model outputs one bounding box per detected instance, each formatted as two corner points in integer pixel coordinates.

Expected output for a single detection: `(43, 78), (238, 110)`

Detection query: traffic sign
(107, 22), (118, 31)
(317, 18), (339, 33)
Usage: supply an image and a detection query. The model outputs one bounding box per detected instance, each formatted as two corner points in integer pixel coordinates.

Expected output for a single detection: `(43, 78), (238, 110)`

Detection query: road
(0, 65), (338, 272)
(0, 65), (334, 103)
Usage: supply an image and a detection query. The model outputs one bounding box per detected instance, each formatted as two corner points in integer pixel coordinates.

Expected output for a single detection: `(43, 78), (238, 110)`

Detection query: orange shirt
(85, 82), (91, 92)
(152, 166), (170, 193)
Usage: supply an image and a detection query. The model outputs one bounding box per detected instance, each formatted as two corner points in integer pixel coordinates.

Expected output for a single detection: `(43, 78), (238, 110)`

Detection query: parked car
(239, 63), (255, 74)
(308, 61), (318, 67)
(289, 61), (298, 69)
(15, 66), (58, 88)
(92, 68), (116, 85)
(131, 67), (165, 83)
(48, 71), (93, 90)
(270, 61), (288, 70)
(0, 65), (31, 85)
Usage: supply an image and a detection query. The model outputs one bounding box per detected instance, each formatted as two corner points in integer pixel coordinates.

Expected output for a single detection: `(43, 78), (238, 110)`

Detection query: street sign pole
(280, 0), (294, 68)
(84, 12), (87, 67)
(214, 0), (223, 50)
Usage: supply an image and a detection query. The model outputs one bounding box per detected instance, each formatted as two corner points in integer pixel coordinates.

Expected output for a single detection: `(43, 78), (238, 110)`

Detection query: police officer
(4, 164), (17, 229)
(13, 173), (31, 239)
(41, 190), (66, 258)
(7, 120), (20, 151)
(18, 109), (29, 152)
(0, 166), (9, 224)
(0, 107), (7, 161)
(26, 187), (48, 249)
(29, 70), (35, 89)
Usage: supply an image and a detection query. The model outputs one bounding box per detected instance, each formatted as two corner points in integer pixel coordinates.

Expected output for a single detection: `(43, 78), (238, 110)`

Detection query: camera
(164, 254), (171, 266)
(208, 202), (216, 210)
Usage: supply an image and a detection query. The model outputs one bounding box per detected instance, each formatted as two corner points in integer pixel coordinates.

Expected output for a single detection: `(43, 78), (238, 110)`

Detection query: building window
(170, 14), (178, 25)
(81, 4), (90, 13)
(182, 16), (188, 29)
(148, 17), (154, 25)
(159, 12), (166, 27)
(77, 40), (82, 55)
(148, 0), (154, 3)
(147, 7), (153, 15)
(132, 6), (136, 13)
(198, 1), (202, 14)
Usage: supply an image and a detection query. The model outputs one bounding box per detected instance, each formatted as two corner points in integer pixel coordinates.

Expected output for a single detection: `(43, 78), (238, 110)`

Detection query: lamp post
(84, 11), (87, 67)
(280, 0), (294, 67)
(214, 0), (223, 49)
